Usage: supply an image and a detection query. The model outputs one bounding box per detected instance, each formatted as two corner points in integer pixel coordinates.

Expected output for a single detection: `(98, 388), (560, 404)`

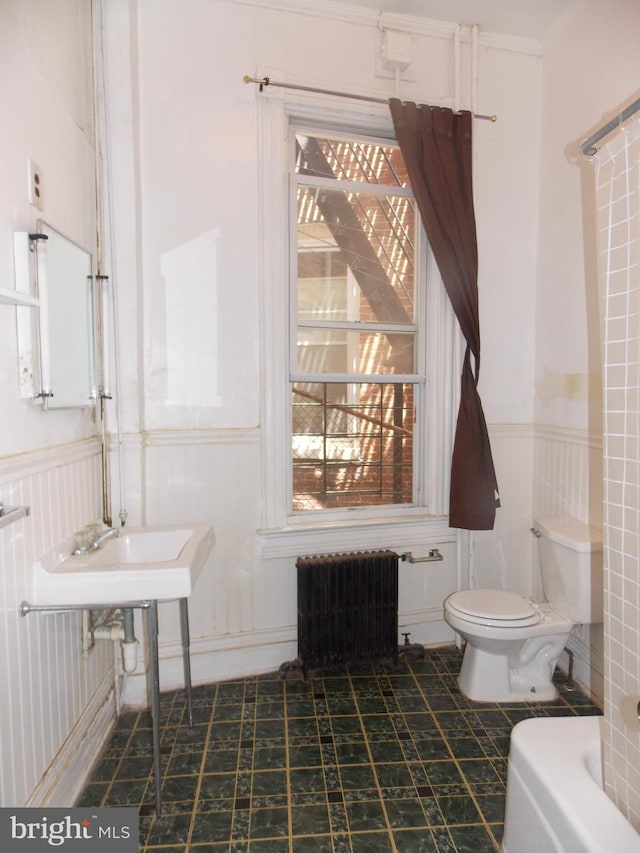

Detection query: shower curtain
(592, 111), (640, 827)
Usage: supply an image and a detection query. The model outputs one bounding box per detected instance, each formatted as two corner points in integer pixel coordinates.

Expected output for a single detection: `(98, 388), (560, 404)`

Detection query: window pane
(296, 328), (415, 375)
(292, 382), (414, 511)
(297, 188), (416, 326)
(295, 134), (410, 188)
(290, 129), (422, 515)
(297, 248), (349, 323)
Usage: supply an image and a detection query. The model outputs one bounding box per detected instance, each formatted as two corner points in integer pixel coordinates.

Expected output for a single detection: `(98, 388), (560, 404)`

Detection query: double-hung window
(290, 127), (426, 515)
(258, 99), (458, 540)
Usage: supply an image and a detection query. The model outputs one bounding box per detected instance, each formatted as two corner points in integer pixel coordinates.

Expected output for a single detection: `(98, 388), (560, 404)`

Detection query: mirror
(16, 222), (97, 409)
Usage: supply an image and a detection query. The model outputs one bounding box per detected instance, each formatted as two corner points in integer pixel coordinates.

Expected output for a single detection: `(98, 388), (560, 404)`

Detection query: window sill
(258, 512), (455, 559)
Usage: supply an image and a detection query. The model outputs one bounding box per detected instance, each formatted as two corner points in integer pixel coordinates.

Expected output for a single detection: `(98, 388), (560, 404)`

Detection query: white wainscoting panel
(133, 428), (458, 696)
(0, 439), (114, 806)
(533, 424), (602, 525)
(533, 423), (604, 703)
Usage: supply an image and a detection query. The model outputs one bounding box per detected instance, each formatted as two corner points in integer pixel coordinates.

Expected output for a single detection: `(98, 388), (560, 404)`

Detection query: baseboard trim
(121, 617), (454, 708)
(122, 626), (298, 707)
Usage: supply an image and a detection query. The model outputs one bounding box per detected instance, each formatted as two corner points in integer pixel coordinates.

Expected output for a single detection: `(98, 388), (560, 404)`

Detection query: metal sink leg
(146, 600), (162, 818)
(145, 598), (194, 818)
(179, 598), (193, 727)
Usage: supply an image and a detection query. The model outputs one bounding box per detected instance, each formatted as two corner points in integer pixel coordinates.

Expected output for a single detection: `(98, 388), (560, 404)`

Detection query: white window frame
(257, 87), (461, 554)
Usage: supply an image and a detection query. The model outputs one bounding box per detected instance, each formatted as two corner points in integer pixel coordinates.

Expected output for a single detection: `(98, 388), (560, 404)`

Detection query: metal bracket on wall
(401, 549), (443, 563)
(0, 503), (30, 531)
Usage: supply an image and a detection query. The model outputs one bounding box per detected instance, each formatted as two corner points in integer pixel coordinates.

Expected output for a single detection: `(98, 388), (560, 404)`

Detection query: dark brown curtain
(389, 98), (500, 530)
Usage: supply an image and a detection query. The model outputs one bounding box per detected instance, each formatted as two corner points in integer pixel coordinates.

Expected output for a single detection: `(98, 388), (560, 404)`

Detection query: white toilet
(443, 517), (603, 702)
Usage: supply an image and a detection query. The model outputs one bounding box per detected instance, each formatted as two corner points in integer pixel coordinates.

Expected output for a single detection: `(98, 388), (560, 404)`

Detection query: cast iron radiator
(296, 550), (399, 674)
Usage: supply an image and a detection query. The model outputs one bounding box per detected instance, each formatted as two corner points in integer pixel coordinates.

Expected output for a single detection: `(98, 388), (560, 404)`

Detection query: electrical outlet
(28, 159), (44, 210)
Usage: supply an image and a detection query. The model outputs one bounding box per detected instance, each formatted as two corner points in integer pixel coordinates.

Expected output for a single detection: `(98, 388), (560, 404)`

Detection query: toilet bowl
(444, 589), (573, 702)
(443, 517), (603, 703)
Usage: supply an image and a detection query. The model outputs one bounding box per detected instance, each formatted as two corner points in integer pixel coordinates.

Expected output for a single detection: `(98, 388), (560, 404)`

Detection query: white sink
(31, 523), (214, 607)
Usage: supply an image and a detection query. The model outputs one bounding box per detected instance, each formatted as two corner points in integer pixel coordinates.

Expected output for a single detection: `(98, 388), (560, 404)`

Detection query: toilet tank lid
(534, 517), (602, 552)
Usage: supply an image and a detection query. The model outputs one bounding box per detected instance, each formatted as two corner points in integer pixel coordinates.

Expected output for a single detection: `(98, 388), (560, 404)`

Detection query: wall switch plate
(28, 159), (44, 210)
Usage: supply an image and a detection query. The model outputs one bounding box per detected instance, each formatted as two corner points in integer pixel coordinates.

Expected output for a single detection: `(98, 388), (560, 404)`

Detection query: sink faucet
(72, 526), (119, 555)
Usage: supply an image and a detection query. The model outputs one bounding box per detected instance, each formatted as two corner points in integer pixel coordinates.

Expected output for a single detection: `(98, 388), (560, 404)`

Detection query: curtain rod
(243, 76), (497, 122)
(581, 96), (640, 156)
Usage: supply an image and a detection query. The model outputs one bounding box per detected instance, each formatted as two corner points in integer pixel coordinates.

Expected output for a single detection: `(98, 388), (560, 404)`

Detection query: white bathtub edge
(503, 715), (640, 853)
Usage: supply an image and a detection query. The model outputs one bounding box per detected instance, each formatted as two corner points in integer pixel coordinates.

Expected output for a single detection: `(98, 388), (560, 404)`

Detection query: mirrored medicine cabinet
(12, 221), (104, 410)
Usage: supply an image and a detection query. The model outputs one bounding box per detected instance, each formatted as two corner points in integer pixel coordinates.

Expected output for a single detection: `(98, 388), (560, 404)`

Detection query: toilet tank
(534, 517), (603, 624)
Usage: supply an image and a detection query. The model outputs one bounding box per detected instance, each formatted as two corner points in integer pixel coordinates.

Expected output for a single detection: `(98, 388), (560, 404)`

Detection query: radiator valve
(399, 632), (425, 659)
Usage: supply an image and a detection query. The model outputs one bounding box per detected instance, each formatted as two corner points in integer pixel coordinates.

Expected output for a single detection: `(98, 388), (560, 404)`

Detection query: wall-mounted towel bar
(0, 503), (31, 531)
(401, 549), (443, 563)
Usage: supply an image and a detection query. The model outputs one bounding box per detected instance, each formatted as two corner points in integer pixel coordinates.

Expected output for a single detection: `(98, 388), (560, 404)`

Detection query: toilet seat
(445, 589), (542, 628)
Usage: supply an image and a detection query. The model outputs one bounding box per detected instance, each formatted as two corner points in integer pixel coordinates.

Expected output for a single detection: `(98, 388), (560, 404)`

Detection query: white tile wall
(595, 114), (640, 828)
(0, 439), (113, 807)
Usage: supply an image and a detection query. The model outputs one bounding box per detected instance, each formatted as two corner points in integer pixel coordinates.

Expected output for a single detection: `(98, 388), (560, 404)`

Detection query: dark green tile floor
(76, 645), (601, 852)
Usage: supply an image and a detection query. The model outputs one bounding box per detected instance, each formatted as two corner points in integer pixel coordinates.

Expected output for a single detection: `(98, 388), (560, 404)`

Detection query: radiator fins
(296, 550), (399, 675)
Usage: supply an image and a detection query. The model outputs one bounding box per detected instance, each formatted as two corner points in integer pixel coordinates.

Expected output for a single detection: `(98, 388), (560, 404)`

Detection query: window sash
(257, 94), (458, 535)
(289, 126), (425, 514)
(291, 379), (420, 511)
(294, 173), (414, 197)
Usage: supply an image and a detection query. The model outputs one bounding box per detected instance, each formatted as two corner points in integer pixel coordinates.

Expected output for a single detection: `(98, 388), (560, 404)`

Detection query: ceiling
(334, 0), (568, 40)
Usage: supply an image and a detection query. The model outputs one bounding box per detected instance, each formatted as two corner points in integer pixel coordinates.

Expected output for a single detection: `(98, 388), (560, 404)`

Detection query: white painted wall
(536, 0), (640, 438)
(0, 0), (98, 453)
(0, 0), (116, 809)
(5, 0), (635, 811)
(99, 0), (545, 707)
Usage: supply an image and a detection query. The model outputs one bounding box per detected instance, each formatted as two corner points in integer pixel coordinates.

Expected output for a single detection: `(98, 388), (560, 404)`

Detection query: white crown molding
(485, 422), (603, 450)
(534, 422), (603, 449)
(106, 431), (143, 452)
(229, 0), (378, 27)
(141, 428), (261, 448)
(488, 422), (535, 438)
(0, 437), (101, 485)
(228, 0), (543, 55)
(102, 424), (600, 452)
(377, 12), (543, 55)
(104, 429), (260, 452)
(478, 31), (543, 57)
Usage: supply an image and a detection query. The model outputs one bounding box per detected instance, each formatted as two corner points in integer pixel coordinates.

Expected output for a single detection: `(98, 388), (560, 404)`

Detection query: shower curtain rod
(243, 76), (497, 122)
(581, 96), (640, 156)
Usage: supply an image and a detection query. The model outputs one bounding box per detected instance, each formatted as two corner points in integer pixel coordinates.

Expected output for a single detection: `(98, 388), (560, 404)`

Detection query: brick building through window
(291, 130), (422, 511)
